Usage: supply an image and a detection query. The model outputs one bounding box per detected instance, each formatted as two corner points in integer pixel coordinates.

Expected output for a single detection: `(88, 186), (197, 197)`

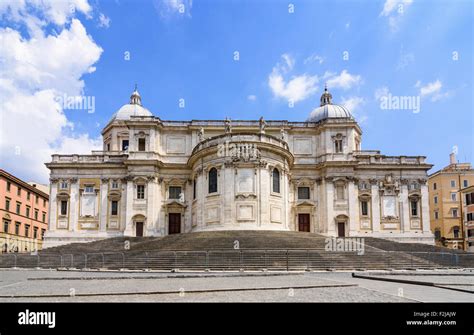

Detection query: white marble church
(44, 87), (434, 248)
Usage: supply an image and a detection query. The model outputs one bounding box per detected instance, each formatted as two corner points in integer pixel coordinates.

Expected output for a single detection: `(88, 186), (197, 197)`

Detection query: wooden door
(338, 222), (345, 237)
(169, 213), (181, 234)
(298, 214), (310, 232)
(136, 222), (143, 237)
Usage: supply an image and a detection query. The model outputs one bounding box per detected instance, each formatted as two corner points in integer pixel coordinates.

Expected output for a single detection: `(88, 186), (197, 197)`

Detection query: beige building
(428, 153), (474, 250)
(44, 88), (434, 248)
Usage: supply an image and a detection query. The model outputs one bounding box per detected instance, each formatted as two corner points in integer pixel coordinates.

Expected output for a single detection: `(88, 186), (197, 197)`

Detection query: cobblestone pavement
(0, 269), (471, 302)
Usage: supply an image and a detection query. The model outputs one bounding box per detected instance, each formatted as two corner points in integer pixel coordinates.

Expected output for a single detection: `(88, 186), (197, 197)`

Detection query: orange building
(0, 169), (49, 253)
(461, 185), (474, 252)
(428, 153), (474, 250)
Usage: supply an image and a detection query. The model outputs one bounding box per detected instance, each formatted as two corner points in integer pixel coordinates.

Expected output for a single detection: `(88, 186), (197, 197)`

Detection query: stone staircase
(2, 231), (472, 270)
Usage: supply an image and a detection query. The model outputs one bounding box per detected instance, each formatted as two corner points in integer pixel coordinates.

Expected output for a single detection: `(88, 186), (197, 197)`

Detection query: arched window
(272, 168), (280, 193)
(209, 168), (218, 193)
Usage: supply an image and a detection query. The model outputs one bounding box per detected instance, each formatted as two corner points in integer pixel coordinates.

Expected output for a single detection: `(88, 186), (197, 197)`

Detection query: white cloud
(0, 1), (103, 183)
(304, 54), (324, 65)
(0, 0), (92, 34)
(340, 96), (365, 113)
(98, 13), (110, 28)
(247, 95), (257, 101)
(155, 0), (193, 18)
(374, 86), (390, 100)
(326, 70), (362, 90)
(396, 48), (415, 70)
(380, 0), (413, 32)
(268, 54), (318, 103)
(380, 0), (413, 16)
(415, 79), (451, 102)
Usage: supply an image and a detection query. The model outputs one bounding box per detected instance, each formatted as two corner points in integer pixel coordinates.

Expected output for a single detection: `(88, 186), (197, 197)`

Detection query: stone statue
(197, 127), (204, 142)
(259, 116), (266, 134)
(280, 128), (286, 141)
(224, 117), (232, 134)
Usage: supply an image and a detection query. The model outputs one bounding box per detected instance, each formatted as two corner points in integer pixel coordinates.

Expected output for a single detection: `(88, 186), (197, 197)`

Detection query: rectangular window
(17, 187), (21, 196)
(111, 201), (118, 216)
(298, 187), (310, 200)
(60, 181), (68, 189)
(60, 201), (68, 216)
(335, 140), (343, 153)
(84, 185), (94, 193)
(452, 209), (458, 218)
(6, 182), (11, 192)
(451, 193), (456, 201)
(410, 200), (418, 216)
(27, 192), (30, 200)
(111, 180), (119, 189)
(3, 221), (9, 234)
(138, 138), (146, 151)
(16, 202), (21, 215)
(136, 185), (145, 199)
(106, 143), (110, 151)
(361, 201), (368, 216)
(467, 213), (474, 221)
(434, 230), (441, 240)
(43, 199), (46, 207)
(15, 222), (20, 235)
(25, 224), (30, 237)
(193, 180), (196, 200)
(34, 209), (38, 220)
(5, 199), (10, 211)
(42, 212), (46, 223)
(434, 211), (439, 220)
(336, 185), (345, 200)
(41, 229), (45, 240)
(467, 193), (474, 206)
(33, 227), (38, 239)
(169, 186), (182, 200)
(451, 180), (456, 188)
(434, 196), (438, 204)
(122, 139), (129, 151)
(26, 206), (30, 217)
(464, 180), (469, 188)
(433, 183), (437, 190)
(35, 195), (38, 204)
(453, 228), (459, 239)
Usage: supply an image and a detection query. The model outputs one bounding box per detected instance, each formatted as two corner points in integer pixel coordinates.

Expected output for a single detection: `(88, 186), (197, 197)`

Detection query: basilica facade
(44, 88), (434, 248)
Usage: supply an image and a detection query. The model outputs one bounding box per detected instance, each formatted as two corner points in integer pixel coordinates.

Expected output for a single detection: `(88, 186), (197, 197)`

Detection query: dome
(306, 86), (354, 122)
(110, 86), (153, 121)
(112, 104), (153, 120)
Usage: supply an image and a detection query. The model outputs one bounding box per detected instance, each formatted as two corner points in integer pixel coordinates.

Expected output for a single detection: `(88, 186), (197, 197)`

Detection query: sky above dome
(0, 0), (472, 183)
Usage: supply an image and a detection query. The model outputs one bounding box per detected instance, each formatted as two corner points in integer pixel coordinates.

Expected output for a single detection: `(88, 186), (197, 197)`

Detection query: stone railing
(51, 153), (127, 164)
(356, 155), (426, 165)
(192, 132), (289, 154)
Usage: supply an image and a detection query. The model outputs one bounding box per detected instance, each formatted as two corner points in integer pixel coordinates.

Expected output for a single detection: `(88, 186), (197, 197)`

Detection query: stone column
(326, 179), (336, 236)
(69, 179), (79, 232)
(223, 166), (233, 226)
(400, 184), (410, 232)
(124, 179), (134, 236)
(48, 180), (58, 232)
(371, 181), (381, 233)
(420, 183), (431, 233)
(259, 167), (270, 227)
(99, 179), (108, 232)
(348, 181), (358, 236)
(146, 177), (155, 236)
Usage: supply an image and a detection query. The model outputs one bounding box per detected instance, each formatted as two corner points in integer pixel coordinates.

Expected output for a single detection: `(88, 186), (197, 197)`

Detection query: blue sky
(0, 0), (472, 183)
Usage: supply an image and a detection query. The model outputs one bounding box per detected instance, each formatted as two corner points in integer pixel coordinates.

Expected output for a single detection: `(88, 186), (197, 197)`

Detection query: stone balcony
(50, 152), (128, 164)
(192, 132), (290, 155)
